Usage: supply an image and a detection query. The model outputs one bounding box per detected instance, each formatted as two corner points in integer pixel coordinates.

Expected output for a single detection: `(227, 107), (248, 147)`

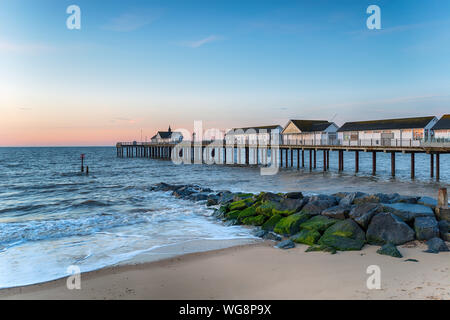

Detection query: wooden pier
(116, 140), (449, 181)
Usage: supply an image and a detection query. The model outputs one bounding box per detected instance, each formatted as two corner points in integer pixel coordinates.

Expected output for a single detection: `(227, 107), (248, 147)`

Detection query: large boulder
(284, 192), (303, 199)
(392, 195), (418, 204)
(300, 200), (335, 216)
(339, 193), (356, 207)
(425, 237), (449, 254)
(273, 213), (310, 236)
(381, 203), (435, 223)
(242, 215), (267, 226)
(261, 214), (283, 231)
(190, 192), (210, 201)
(237, 206), (258, 222)
(291, 229), (321, 246)
(318, 219), (366, 251)
(438, 220), (450, 241)
(435, 207), (450, 222)
(309, 194), (339, 204)
(414, 217), (439, 240)
(273, 198), (307, 215)
(300, 215), (337, 233)
(321, 205), (350, 220)
(258, 192), (283, 203)
(229, 198), (255, 211)
(417, 196), (438, 208)
(349, 203), (381, 229)
(366, 213), (415, 245)
(376, 243), (403, 258)
(353, 194), (382, 205)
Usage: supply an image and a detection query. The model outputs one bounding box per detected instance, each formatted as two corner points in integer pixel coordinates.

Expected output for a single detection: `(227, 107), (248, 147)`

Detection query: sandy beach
(1, 241), (448, 300)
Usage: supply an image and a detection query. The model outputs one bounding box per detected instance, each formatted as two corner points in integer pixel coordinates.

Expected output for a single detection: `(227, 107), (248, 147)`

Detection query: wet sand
(1, 241), (449, 300)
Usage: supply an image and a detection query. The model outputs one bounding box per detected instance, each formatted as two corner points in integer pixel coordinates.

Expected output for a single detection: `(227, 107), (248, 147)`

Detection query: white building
(432, 115), (450, 140)
(282, 120), (338, 145)
(337, 116), (438, 146)
(225, 125), (282, 145)
(151, 126), (183, 143)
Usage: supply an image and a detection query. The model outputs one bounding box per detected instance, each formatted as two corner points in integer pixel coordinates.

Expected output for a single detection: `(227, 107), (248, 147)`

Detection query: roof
(286, 120), (334, 133)
(432, 114), (450, 130)
(337, 116), (436, 132)
(228, 125), (282, 134)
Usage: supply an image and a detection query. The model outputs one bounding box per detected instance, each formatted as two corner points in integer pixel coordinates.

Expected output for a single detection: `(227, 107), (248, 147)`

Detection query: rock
(414, 217), (439, 240)
(438, 221), (450, 241)
(349, 203), (381, 229)
(417, 196), (438, 208)
(284, 192), (303, 199)
(425, 237), (449, 254)
(366, 213), (415, 245)
(224, 219), (239, 226)
(381, 203), (435, 222)
(322, 205), (350, 220)
(275, 239), (295, 249)
(225, 210), (242, 220)
(309, 194), (339, 204)
(339, 193), (356, 207)
(318, 219), (366, 251)
(392, 195), (418, 204)
(212, 206), (227, 218)
(376, 243), (403, 258)
(218, 192), (235, 204)
(255, 201), (279, 216)
(232, 193), (255, 202)
(435, 207), (450, 222)
(277, 198), (307, 213)
(242, 215), (267, 226)
(291, 229), (321, 245)
(190, 192), (210, 202)
(404, 259), (419, 262)
(258, 192), (283, 203)
(229, 198), (254, 211)
(253, 230), (268, 238)
(353, 194), (381, 205)
(375, 193), (399, 203)
(261, 214), (283, 231)
(206, 195), (219, 206)
(300, 215), (337, 233)
(237, 206), (258, 222)
(273, 213), (310, 236)
(300, 200), (335, 216)
(263, 232), (282, 241)
(305, 245), (337, 254)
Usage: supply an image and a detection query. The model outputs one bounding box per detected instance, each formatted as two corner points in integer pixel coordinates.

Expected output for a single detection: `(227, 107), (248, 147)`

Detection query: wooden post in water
(430, 153), (434, 178)
(80, 154), (85, 172)
(355, 151), (359, 173)
(327, 150), (330, 170)
(323, 150), (326, 172)
(436, 153), (440, 181)
(309, 149), (312, 171)
(438, 188), (448, 208)
(411, 152), (415, 179)
(313, 149), (317, 169)
(302, 149), (305, 168)
(391, 152), (395, 177)
(372, 151), (376, 175)
(297, 149), (300, 169)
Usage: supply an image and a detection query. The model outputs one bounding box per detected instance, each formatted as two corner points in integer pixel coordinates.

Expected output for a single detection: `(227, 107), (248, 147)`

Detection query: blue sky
(0, 0), (449, 145)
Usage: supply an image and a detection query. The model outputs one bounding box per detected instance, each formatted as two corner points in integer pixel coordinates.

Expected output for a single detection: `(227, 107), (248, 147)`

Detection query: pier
(116, 139), (449, 181)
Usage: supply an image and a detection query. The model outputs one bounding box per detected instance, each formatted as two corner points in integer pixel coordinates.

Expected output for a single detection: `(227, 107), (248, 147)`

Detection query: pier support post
(327, 150), (330, 170)
(323, 150), (326, 172)
(297, 149), (300, 169)
(411, 152), (415, 179)
(430, 153), (434, 178)
(280, 149), (284, 168)
(302, 149), (305, 168)
(245, 146), (249, 165)
(291, 149), (293, 168)
(309, 149), (312, 171)
(355, 151), (359, 173)
(313, 149), (317, 169)
(285, 149), (288, 168)
(391, 152), (395, 177)
(436, 153), (440, 181)
(372, 151), (376, 175)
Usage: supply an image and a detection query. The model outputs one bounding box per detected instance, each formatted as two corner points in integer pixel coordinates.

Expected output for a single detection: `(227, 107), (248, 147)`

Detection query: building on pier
(225, 125), (282, 145)
(150, 126), (183, 143)
(337, 116), (437, 147)
(281, 120), (338, 145)
(432, 115), (450, 141)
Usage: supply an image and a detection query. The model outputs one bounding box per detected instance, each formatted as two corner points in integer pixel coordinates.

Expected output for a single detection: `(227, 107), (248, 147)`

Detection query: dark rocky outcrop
(300, 200), (335, 216)
(321, 205), (350, 220)
(273, 213), (310, 236)
(349, 203), (381, 229)
(381, 203), (435, 223)
(438, 220), (450, 241)
(414, 216), (439, 240)
(425, 237), (449, 254)
(366, 213), (415, 245)
(291, 229), (321, 246)
(376, 243), (403, 258)
(318, 219), (366, 251)
(261, 214), (283, 231)
(300, 215), (337, 233)
(284, 192), (303, 199)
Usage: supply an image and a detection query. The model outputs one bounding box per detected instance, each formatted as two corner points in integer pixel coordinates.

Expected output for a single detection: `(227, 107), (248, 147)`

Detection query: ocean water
(0, 147), (448, 288)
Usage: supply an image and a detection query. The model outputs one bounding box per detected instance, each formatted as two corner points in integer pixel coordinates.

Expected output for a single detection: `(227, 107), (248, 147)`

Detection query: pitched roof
(285, 120), (334, 133)
(432, 114), (450, 130)
(337, 116), (436, 132)
(155, 131), (173, 139)
(228, 125), (281, 134)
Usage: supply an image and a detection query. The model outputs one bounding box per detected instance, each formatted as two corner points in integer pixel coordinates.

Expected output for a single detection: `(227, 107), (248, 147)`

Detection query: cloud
(102, 9), (162, 32)
(181, 35), (221, 48)
(0, 40), (53, 54)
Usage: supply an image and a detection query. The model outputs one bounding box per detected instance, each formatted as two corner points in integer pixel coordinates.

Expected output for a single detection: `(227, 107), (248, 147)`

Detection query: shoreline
(1, 241), (448, 300)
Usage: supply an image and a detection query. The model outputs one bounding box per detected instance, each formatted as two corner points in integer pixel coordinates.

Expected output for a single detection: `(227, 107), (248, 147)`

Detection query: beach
(1, 241), (449, 300)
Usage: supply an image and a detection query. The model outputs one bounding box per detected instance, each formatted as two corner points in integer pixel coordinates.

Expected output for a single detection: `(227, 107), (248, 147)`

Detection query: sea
(0, 147), (448, 288)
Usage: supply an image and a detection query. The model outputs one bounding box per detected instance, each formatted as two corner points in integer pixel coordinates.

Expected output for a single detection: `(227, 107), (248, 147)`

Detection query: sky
(0, 0), (449, 146)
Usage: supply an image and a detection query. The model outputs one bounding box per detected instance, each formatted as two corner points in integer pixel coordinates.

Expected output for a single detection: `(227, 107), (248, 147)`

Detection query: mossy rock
(237, 206), (258, 222)
(318, 219), (365, 251)
(261, 214), (283, 231)
(273, 213), (311, 236)
(291, 229), (321, 245)
(218, 205), (229, 214)
(225, 210), (242, 220)
(272, 208), (296, 216)
(233, 193), (255, 201)
(242, 215), (267, 226)
(305, 245), (337, 254)
(255, 201), (278, 216)
(229, 198), (254, 211)
(300, 215), (337, 233)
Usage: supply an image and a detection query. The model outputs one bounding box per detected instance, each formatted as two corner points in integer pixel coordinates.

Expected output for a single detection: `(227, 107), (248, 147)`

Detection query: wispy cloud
(102, 9), (162, 32)
(180, 35), (222, 48)
(0, 40), (53, 54)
